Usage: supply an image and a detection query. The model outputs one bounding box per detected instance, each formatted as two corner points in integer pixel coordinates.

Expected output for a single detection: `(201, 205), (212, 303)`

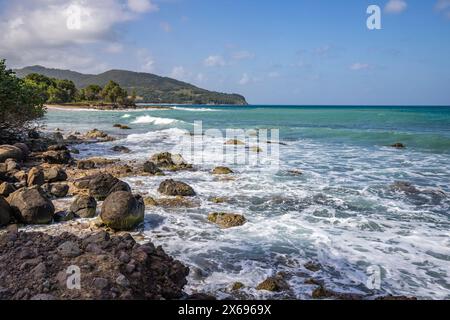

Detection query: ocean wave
(131, 115), (182, 125)
(122, 114), (131, 118)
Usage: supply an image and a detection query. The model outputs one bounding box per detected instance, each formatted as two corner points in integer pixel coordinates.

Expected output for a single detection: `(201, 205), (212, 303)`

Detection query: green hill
(14, 66), (248, 105)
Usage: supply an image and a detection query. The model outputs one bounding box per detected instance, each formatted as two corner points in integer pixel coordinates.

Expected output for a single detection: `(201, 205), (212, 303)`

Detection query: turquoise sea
(45, 105), (450, 299)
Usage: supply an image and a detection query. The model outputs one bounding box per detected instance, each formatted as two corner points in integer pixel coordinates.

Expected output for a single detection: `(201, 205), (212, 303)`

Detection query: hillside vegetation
(14, 66), (248, 105)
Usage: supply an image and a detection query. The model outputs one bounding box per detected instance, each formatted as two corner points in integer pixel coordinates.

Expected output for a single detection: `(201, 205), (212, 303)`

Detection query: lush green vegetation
(15, 66), (248, 105)
(0, 60), (46, 143)
(25, 73), (134, 106)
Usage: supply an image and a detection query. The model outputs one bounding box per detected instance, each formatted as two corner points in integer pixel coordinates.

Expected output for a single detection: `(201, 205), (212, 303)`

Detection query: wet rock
(158, 179), (196, 197)
(0, 145), (24, 162)
(256, 276), (289, 292)
(43, 167), (67, 183)
(93, 277), (109, 290)
(7, 186), (55, 224)
(0, 182), (16, 198)
(231, 282), (245, 291)
(70, 195), (97, 218)
(111, 146), (131, 153)
(53, 210), (75, 222)
(207, 212), (246, 229)
(113, 124), (131, 130)
(212, 166), (233, 175)
(42, 150), (72, 164)
(143, 161), (163, 175)
(100, 191), (145, 230)
(311, 286), (334, 299)
(84, 129), (115, 142)
(304, 261), (322, 272)
(47, 144), (68, 151)
(85, 129), (108, 139)
(53, 132), (64, 142)
(150, 152), (192, 171)
(224, 139), (245, 145)
(27, 167), (45, 187)
(390, 143), (406, 149)
(287, 169), (303, 176)
(144, 196), (200, 208)
(209, 197), (228, 204)
(390, 181), (419, 194)
(88, 173), (131, 201)
(42, 183), (69, 198)
(0, 197), (12, 226)
(116, 274), (130, 287)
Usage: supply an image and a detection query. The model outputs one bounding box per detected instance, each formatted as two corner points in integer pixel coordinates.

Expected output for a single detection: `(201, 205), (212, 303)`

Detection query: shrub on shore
(0, 60), (46, 144)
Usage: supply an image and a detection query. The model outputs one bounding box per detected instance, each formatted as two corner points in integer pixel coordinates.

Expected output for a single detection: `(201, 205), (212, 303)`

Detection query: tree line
(24, 73), (136, 105)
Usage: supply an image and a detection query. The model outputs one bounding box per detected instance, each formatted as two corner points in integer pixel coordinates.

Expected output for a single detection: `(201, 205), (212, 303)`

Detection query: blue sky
(1, 0), (450, 105)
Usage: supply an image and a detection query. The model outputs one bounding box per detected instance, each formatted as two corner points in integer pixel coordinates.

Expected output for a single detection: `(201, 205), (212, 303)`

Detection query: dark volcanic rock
(0, 231), (189, 300)
(7, 186), (55, 224)
(158, 179), (196, 197)
(111, 146), (131, 153)
(42, 150), (72, 164)
(70, 195), (97, 218)
(100, 191), (145, 230)
(143, 161), (163, 175)
(42, 183), (69, 198)
(88, 173), (131, 201)
(0, 197), (12, 226)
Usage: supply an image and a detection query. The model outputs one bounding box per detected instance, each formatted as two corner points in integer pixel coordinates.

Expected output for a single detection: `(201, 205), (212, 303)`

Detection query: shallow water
(44, 105), (450, 299)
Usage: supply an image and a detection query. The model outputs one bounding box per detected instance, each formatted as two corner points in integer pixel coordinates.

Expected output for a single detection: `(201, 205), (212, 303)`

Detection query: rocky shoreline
(0, 128), (419, 300)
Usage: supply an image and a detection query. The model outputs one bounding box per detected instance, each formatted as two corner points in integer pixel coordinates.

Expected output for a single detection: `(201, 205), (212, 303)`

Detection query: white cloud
(0, 0), (157, 71)
(170, 66), (187, 79)
(160, 21), (172, 33)
(137, 49), (155, 72)
(350, 63), (371, 71)
(435, 0), (450, 18)
(238, 73), (250, 85)
(385, 0), (407, 14)
(105, 43), (124, 53)
(127, 0), (158, 13)
(204, 55), (226, 67)
(232, 50), (255, 60)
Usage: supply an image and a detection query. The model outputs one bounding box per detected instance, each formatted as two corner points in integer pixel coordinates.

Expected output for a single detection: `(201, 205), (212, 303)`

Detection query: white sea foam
(131, 115), (181, 125)
(122, 114), (131, 118)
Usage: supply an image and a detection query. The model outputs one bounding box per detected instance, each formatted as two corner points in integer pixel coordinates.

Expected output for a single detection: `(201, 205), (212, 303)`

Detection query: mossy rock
(256, 277), (289, 292)
(231, 282), (245, 291)
(207, 212), (246, 229)
(212, 166), (233, 175)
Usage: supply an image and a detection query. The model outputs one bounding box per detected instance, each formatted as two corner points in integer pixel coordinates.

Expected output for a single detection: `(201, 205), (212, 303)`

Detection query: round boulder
(100, 191), (145, 230)
(70, 195), (97, 218)
(0, 145), (24, 162)
(13, 143), (30, 158)
(158, 179), (196, 197)
(42, 183), (69, 198)
(88, 173), (131, 201)
(7, 186), (55, 224)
